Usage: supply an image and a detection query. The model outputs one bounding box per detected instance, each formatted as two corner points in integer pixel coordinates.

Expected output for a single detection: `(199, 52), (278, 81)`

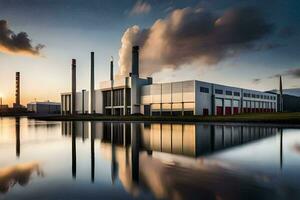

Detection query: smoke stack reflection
(15, 117), (20, 158)
(90, 121), (95, 183)
(71, 122), (76, 179)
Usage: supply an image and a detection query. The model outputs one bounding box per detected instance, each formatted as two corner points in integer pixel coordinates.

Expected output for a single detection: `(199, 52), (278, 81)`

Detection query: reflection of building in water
(61, 121), (103, 140)
(100, 123), (282, 200)
(101, 123), (278, 157)
(141, 123), (278, 157)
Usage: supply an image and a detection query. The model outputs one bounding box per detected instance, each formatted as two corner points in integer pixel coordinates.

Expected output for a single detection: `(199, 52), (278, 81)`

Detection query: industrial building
(27, 101), (61, 114)
(61, 46), (278, 116)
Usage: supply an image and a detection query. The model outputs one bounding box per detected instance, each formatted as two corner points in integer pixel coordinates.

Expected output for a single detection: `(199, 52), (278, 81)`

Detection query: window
(226, 91), (232, 95)
(200, 87), (209, 93)
(215, 89), (223, 94)
(251, 94), (256, 98)
(243, 93), (250, 97)
(234, 92), (240, 96)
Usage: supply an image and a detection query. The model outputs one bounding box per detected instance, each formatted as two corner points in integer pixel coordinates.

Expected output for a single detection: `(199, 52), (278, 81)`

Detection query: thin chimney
(279, 76), (283, 112)
(110, 56), (114, 81)
(132, 46), (139, 77)
(90, 52), (95, 114)
(15, 72), (20, 106)
(72, 59), (76, 115)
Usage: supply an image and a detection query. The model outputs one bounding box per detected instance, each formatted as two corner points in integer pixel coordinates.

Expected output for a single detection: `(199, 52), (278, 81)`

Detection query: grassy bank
(29, 112), (300, 124)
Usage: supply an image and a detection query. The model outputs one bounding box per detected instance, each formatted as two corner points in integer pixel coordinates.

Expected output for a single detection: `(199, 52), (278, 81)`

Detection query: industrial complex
(61, 46), (278, 116)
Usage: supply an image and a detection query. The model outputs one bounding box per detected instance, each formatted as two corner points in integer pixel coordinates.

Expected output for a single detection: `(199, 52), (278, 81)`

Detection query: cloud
(130, 1), (151, 16)
(0, 20), (44, 56)
(118, 6), (274, 76)
(252, 78), (261, 84)
(268, 68), (300, 79)
(0, 161), (43, 193)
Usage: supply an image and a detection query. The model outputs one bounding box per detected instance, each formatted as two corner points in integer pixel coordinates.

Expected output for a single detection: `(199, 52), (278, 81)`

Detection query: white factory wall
(75, 91), (89, 114)
(95, 89), (103, 114)
(141, 80), (196, 115)
(195, 81), (212, 115)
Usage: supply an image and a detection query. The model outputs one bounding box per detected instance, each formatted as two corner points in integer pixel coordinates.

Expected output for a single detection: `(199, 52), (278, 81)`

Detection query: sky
(0, 0), (299, 106)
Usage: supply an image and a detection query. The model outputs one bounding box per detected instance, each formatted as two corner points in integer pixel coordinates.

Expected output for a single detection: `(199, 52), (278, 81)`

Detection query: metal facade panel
(171, 82), (183, 102)
(162, 83), (172, 103)
(151, 84), (161, 103)
(183, 81), (195, 102)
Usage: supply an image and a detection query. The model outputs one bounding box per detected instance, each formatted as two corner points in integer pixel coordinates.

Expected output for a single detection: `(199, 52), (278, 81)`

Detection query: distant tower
(15, 72), (20, 107)
(279, 76), (283, 112)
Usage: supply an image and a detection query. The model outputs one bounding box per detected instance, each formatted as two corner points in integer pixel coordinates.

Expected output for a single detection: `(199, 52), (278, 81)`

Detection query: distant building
(61, 46), (277, 116)
(27, 101), (61, 114)
(0, 105), (9, 112)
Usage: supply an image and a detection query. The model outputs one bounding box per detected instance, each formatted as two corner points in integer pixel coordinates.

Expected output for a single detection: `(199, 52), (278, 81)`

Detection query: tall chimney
(110, 57), (114, 81)
(90, 52), (95, 114)
(279, 76), (283, 112)
(72, 59), (76, 115)
(132, 46), (139, 77)
(15, 72), (20, 106)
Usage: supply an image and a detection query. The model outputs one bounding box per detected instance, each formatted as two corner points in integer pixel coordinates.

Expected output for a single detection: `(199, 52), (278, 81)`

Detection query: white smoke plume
(118, 7), (273, 76)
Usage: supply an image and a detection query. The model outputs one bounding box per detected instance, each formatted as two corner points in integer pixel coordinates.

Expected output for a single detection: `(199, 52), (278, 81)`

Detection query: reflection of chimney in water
(111, 123), (117, 184)
(16, 117), (20, 157)
(131, 123), (139, 183)
(91, 121), (95, 183)
(280, 128), (283, 170)
(72, 122), (77, 179)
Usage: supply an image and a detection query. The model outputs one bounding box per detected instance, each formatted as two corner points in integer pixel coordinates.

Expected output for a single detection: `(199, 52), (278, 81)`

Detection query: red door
(233, 107), (239, 114)
(216, 106), (223, 115)
(225, 107), (231, 115)
(203, 108), (209, 116)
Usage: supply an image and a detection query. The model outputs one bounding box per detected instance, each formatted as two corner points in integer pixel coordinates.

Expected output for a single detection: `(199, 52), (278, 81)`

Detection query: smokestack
(132, 46), (139, 77)
(279, 76), (283, 112)
(90, 52), (95, 114)
(72, 59), (76, 115)
(110, 57), (114, 81)
(15, 72), (20, 106)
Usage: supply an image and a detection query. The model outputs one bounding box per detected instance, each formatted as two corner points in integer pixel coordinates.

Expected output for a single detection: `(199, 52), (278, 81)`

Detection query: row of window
(243, 93), (276, 100)
(200, 87), (240, 96)
(200, 87), (276, 100)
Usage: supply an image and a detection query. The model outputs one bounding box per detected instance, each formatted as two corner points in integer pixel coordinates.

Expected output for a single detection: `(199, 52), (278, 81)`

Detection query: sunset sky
(0, 0), (299, 106)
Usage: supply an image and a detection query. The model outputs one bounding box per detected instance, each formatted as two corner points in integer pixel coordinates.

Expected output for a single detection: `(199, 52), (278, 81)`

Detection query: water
(0, 117), (300, 200)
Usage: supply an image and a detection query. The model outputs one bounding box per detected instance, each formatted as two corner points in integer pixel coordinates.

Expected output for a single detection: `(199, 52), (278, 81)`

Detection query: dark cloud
(252, 78), (261, 84)
(278, 26), (296, 38)
(118, 6), (274, 76)
(268, 68), (300, 79)
(0, 20), (44, 56)
(285, 68), (300, 78)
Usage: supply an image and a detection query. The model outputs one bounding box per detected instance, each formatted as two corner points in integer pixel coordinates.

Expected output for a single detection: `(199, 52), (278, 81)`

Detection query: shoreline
(27, 112), (300, 125)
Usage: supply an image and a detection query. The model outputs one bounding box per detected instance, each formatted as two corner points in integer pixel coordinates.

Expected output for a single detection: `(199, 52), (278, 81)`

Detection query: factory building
(141, 81), (277, 116)
(61, 46), (277, 116)
(27, 101), (61, 114)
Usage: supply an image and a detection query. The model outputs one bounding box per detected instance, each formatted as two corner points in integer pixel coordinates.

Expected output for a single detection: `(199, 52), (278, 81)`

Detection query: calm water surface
(0, 117), (300, 200)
